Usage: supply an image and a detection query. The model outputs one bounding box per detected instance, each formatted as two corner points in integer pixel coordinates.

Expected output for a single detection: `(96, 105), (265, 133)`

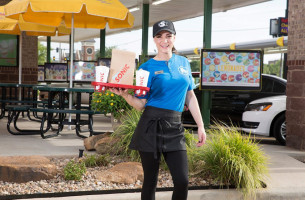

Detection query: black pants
(139, 150), (188, 200)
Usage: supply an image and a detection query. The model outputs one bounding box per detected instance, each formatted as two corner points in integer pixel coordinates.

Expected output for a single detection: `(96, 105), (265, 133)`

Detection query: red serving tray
(91, 82), (150, 97)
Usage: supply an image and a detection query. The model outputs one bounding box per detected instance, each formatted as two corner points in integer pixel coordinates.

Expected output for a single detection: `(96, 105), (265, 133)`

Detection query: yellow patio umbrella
(4, 0), (134, 114)
(0, 6), (70, 84)
(0, 7), (70, 36)
(4, 0), (134, 29)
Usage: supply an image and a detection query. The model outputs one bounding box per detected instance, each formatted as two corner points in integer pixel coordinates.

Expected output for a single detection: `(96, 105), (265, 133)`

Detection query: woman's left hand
(196, 126), (206, 147)
(109, 88), (129, 98)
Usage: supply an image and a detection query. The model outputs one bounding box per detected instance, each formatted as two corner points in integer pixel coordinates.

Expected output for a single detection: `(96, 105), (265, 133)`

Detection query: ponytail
(172, 46), (178, 54)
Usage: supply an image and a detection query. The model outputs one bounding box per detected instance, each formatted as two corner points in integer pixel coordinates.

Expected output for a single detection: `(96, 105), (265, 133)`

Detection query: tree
(38, 42), (47, 65)
(95, 46), (116, 59)
(190, 59), (200, 72)
(263, 60), (281, 77)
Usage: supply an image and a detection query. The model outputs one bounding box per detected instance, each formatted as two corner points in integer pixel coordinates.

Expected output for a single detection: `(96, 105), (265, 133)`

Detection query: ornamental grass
(195, 122), (269, 198)
(111, 108), (142, 161)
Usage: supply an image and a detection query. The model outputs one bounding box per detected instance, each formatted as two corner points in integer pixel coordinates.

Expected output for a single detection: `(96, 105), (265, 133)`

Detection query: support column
(286, 0), (305, 149)
(141, 3), (149, 62)
(201, 0), (213, 129)
(100, 29), (106, 58)
(47, 36), (51, 63)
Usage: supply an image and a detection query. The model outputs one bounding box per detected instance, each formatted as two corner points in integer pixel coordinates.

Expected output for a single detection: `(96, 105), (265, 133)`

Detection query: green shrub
(83, 154), (110, 167)
(199, 123), (269, 198)
(91, 91), (132, 119)
(63, 160), (86, 181)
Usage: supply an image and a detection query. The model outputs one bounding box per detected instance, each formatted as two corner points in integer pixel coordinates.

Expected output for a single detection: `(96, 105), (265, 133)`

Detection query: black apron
(129, 106), (186, 158)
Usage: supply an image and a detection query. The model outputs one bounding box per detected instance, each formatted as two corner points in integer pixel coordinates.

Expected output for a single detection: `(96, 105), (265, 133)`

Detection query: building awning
(38, 0), (271, 43)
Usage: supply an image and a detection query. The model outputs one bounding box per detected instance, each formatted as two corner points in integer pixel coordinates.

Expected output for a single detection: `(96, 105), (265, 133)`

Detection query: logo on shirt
(178, 66), (188, 75)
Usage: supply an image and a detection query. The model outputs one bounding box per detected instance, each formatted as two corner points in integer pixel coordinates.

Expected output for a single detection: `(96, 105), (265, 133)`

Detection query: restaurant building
(0, 0), (305, 150)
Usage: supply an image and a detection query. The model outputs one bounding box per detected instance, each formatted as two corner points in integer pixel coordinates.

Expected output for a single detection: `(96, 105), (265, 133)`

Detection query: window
(273, 81), (286, 94)
(261, 77), (273, 93)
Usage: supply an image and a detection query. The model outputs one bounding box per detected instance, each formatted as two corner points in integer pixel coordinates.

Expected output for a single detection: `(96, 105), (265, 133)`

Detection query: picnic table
(0, 83), (47, 119)
(4, 84), (104, 138)
(30, 86), (103, 138)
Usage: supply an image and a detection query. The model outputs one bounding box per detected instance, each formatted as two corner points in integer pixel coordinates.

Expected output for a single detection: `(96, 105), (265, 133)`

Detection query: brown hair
(172, 46), (178, 54)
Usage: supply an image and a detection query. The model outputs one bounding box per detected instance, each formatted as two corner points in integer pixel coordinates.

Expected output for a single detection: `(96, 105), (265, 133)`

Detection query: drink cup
(136, 69), (150, 96)
(95, 66), (109, 90)
(136, 69), (149, 87)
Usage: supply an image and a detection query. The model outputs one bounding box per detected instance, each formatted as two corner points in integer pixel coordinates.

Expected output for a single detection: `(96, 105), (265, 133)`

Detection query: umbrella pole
(68, 14), (74, 129)
(18, 32), (22, 100)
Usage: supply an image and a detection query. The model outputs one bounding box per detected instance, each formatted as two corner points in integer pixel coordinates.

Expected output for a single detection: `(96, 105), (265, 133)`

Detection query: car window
(261, 77), (273, 93)
(273, 81), (286, 93)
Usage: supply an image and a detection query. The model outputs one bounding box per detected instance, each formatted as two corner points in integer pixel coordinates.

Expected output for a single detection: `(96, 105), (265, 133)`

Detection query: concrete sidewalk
(1, 115), (305, 200)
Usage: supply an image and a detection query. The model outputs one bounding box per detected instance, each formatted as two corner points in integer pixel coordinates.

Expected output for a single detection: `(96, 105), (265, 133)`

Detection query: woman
(110, 20), (206, 200)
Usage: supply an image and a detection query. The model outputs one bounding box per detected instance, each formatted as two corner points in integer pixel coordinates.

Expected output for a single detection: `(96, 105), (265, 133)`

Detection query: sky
(48, 0), (287, 64)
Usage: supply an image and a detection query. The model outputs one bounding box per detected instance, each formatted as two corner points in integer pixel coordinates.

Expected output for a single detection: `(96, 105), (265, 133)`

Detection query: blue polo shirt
(138, 54), (195, 112)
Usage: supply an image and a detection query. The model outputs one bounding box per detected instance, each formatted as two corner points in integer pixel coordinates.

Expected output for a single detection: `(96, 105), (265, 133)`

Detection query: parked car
(182, 74), (287, 127)
(242, 95), (286, 145)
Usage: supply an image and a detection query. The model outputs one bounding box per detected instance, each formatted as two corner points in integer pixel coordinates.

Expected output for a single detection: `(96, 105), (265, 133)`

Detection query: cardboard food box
(108, 49), (136, 85)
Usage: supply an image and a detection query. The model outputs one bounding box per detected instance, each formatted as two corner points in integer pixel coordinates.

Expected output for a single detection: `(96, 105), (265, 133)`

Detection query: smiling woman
(0, 34), (17, 66)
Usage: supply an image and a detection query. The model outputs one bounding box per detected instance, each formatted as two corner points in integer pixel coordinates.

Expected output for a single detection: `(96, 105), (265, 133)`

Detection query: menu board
(200, 49), (262, 91)
(38, 65), (44, 82)
(44, 63), (67, 82)
(68, 61), (97, 82)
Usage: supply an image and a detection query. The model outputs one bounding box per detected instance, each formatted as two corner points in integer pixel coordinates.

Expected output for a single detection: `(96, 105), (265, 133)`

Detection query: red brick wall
(286, 1), (305, 149)
(0, 0), (38, 84)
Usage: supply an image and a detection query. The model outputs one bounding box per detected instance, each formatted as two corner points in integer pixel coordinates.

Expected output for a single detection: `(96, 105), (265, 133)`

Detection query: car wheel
(273, 114), (286, 145)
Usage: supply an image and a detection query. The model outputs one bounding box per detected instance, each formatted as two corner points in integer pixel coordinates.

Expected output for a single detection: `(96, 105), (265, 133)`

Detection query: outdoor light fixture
(152, 0), (171, 6)
(129, 7), (139, 12)
(270, 18), (279, 37)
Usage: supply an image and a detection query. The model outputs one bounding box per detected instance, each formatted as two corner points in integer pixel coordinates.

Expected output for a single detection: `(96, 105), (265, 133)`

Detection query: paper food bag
(108, 49), (136, 85)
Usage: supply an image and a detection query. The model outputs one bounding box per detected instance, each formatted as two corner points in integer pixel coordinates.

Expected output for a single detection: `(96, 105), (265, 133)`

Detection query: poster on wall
(0, 34), (18, 66)
(44, 63), (68, 82)
(38, 65), (44, 82)
(200, 49), (263, 91)
(68, 61), (98, 82)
